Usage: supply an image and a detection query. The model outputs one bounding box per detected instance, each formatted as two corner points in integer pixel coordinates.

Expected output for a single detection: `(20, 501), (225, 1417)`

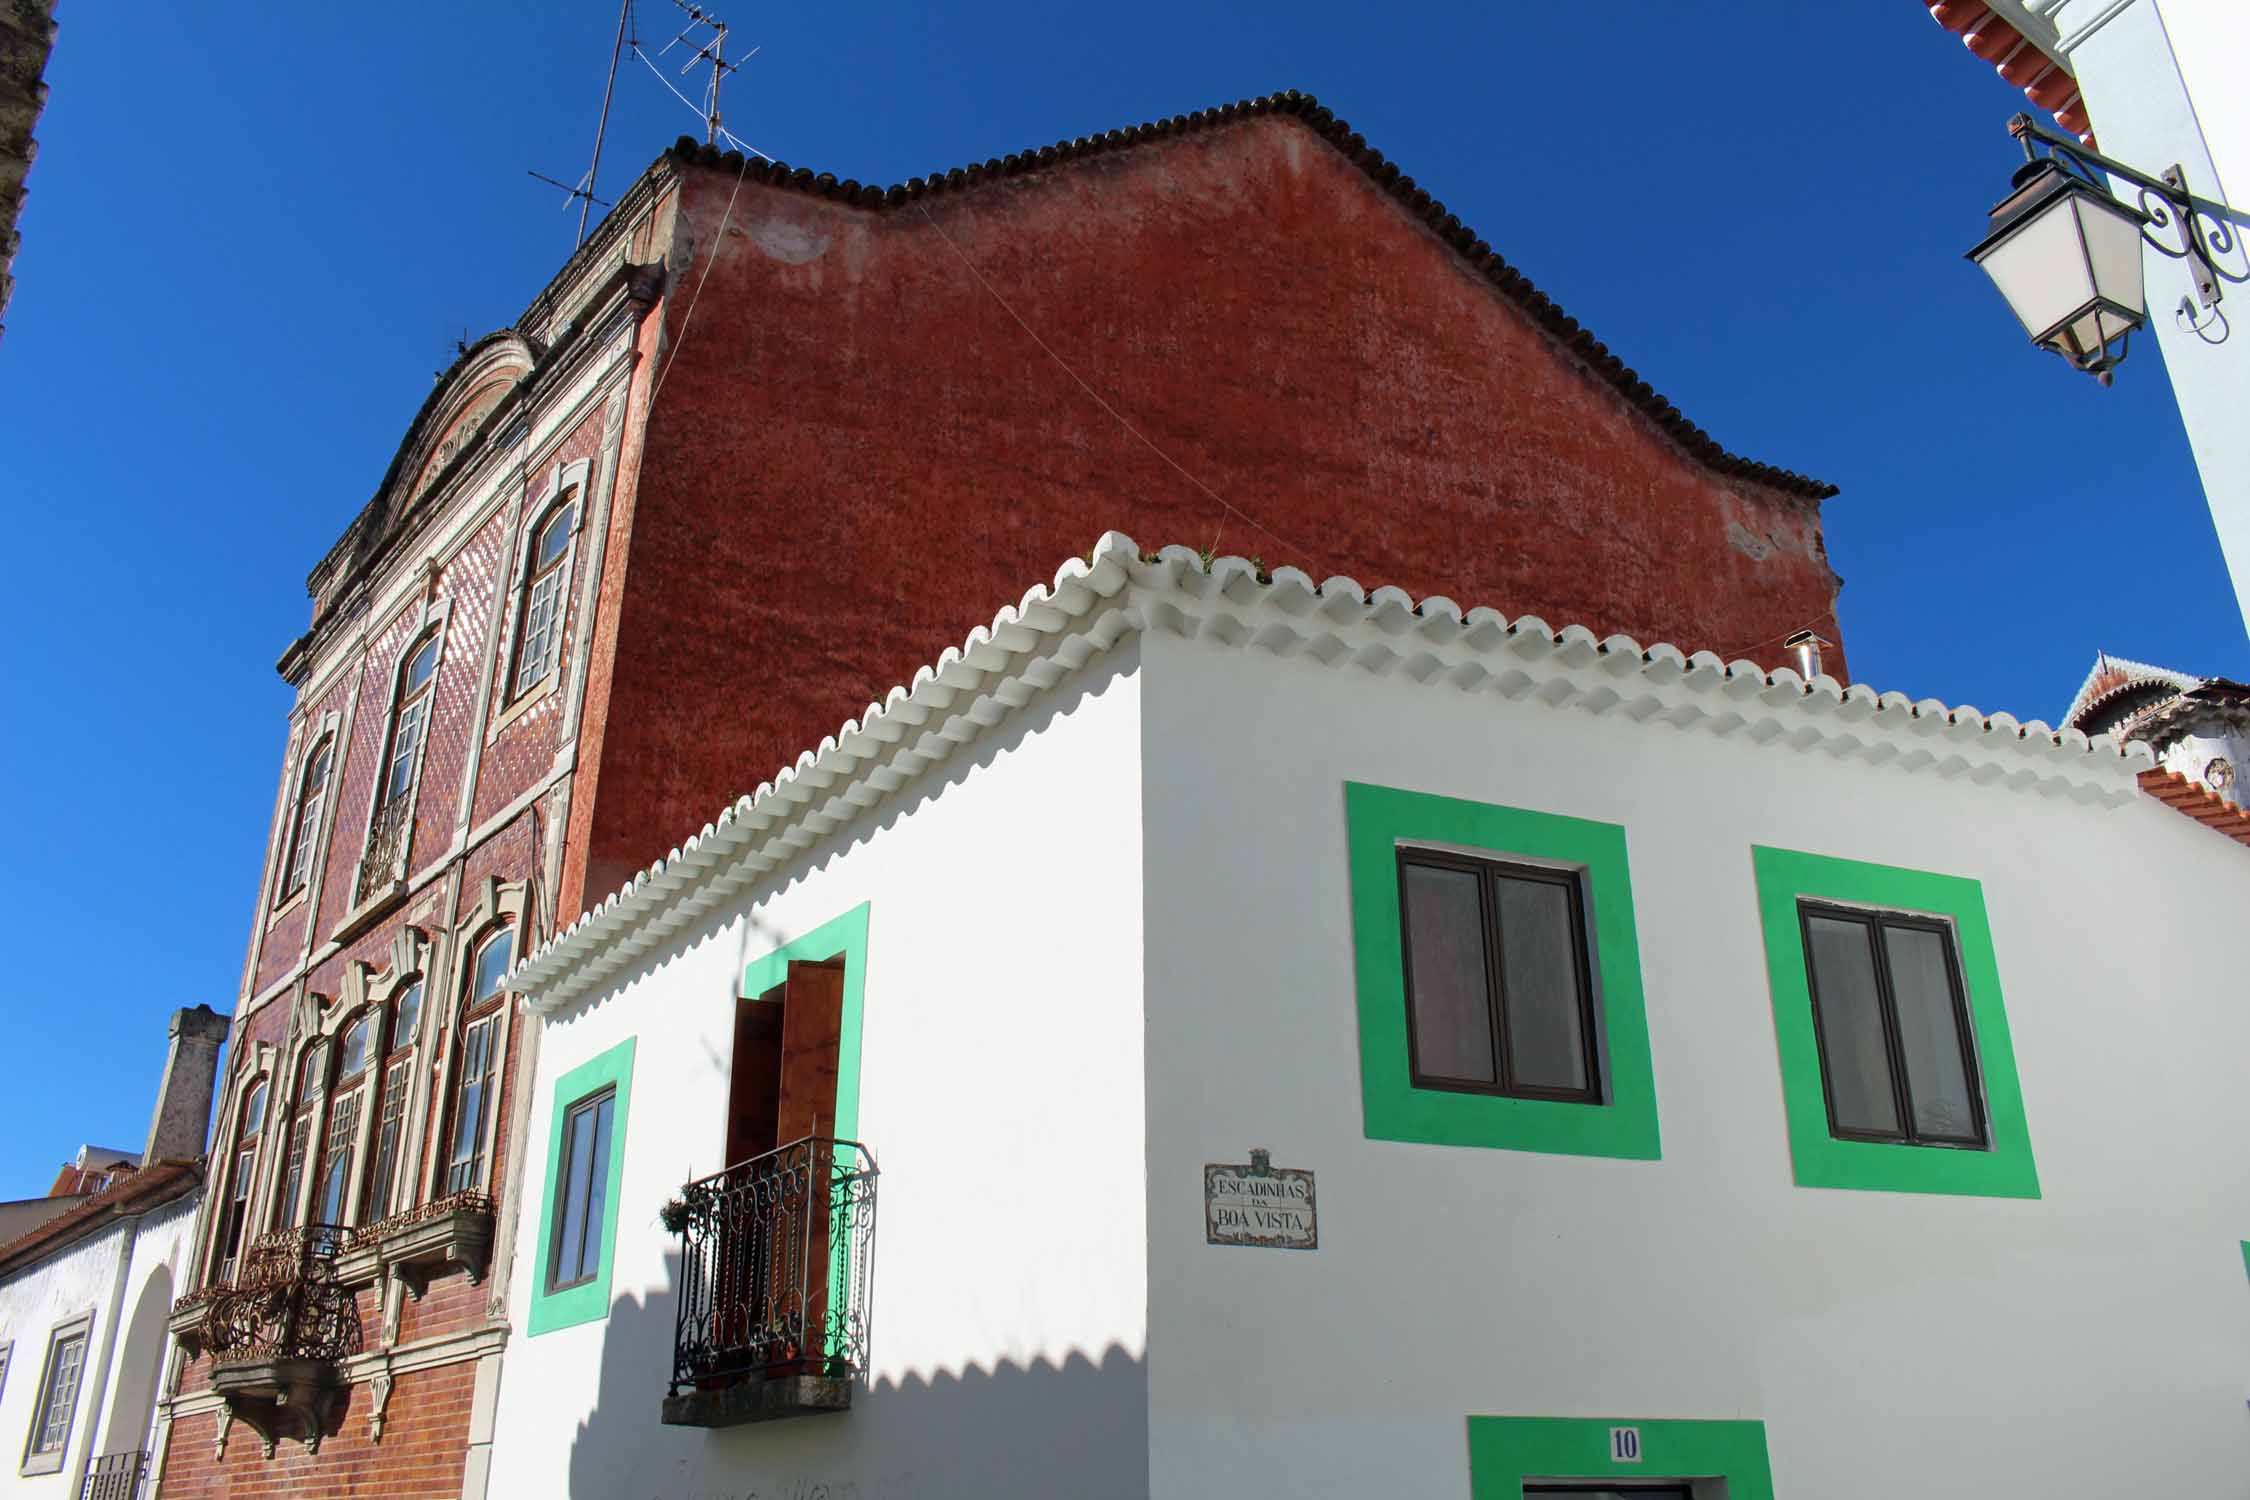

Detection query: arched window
(214, 1078), (267, 1283)
(360, 632), (442, 905)
(274, 1042), (325, 1231)
(510, 496), (578, 700)
(363, 977), (423, 1221)
(278, 735), (334, 903)
(314, 1015), (374, 1225)
(381, 634), (442, 810)
(443, 928), (513, 1196)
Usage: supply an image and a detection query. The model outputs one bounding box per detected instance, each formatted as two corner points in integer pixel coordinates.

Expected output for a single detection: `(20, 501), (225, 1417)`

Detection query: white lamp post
(1967, 114), (2236, 385)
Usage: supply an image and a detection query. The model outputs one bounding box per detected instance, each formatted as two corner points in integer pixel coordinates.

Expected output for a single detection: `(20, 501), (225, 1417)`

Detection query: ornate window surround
(266, 710), (343, 929)
(488, 458), (592, 741)
(324, 927), (435, 1229)
(198, 1040), (278, 1288)
(424, 877), (530, 1202)
(344, 602), (453, 923)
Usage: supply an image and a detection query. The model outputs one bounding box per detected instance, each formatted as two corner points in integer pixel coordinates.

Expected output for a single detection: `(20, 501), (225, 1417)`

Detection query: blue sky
(0, 3), (2236, 1198)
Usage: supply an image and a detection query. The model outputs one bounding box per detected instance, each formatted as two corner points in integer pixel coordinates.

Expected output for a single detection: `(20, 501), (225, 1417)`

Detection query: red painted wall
(570, 113), (1844, 909)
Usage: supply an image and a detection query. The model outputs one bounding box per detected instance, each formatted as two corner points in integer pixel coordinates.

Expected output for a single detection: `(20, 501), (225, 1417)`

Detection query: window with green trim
(529, 1037), (635, 1336)
(1751, 845), (2039, 1198)
(1345, 782), (1660, 1161)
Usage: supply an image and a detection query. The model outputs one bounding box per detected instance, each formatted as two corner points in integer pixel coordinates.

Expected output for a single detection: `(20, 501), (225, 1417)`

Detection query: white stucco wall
(1135, 626), (2250, 1498)
(0, 1192), (200, 1496)
(2068, 0), (2250, 629)
(486, 646), (1149, 1499)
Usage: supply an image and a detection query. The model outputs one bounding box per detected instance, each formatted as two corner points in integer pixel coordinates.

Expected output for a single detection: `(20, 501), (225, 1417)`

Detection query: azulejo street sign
(1204, 1148), (1317, 1250)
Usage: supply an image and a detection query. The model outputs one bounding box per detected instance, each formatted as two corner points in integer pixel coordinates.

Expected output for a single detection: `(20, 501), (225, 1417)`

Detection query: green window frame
(1344, 782), (1660, 1160)
(528, 1037), (635, 1335)
(1750, 845), (2039, 1198)
(737, 902), (872, 1142)
(1468, 1416), (1773, 1499)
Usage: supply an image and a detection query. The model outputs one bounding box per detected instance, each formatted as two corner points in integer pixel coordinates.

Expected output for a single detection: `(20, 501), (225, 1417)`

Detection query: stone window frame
(19, 1310), (94, 1478)
(424, 877), (530, 1201)
(198, 1041), (278, 1287)
(345, 599), (454, 918)
(488, 458), (592, 742)
(265, 709), (343, 930)
(341, 927), (439, 1224)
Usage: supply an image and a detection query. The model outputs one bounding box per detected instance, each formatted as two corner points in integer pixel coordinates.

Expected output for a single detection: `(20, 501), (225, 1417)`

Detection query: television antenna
(655, 0), (742, 148)
(527, 0), (761, 247)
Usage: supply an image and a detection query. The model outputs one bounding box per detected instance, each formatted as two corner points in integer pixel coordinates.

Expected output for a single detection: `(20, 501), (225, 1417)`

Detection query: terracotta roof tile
(2140, 768), (2250, 850)
(0, 1161), (201, 1278)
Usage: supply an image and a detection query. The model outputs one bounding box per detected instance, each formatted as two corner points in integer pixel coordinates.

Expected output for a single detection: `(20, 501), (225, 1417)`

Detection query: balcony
(355, 796), (413, 908)
(82, 1450), (147, 1500)
(199, 1225), (362, 1456)
(335, 1190), (496, 1300)
(664, 1137), (878, 1429)
(165, 1283), (225, 1361)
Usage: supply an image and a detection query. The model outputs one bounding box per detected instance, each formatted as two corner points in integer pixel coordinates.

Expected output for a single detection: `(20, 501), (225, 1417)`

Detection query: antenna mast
(578, 0), (634, 245)
(660, 0), (740, 147)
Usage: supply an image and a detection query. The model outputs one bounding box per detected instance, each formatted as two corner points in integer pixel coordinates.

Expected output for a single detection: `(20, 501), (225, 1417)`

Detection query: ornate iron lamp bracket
(2009, 112), (2244, 311)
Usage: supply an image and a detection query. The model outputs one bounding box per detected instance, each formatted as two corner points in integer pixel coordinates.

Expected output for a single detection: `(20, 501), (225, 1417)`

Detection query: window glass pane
(337, 1018), (371, 1080)
(404, 636), (439, 694)
(1805, 914), (1900, 1135)
(554, 1101), (596, 1284)
(473, 931), (514, 1004)
(1402, 862), (1496, 1084)
(1495, 874), (1588, 1093)
(33, 1333), (85, 1453)
(1883, 924), (1981, 1142)
(299, 1043), (326, 1096)
(367, 1058), (412, 1220)
(242, 1081), (267, 1135)
(535, 505), (574, 570)
(581, 1092), (614, 1278)
(392, 981), (423, 1051)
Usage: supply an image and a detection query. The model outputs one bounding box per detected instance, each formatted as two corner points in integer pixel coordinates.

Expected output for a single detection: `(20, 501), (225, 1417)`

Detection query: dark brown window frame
(277, 733), (334, 904)
(1797, 900), (1989, 1150)
(1395, 845), (1603, 1105)
(545, 1085), (616, 1294)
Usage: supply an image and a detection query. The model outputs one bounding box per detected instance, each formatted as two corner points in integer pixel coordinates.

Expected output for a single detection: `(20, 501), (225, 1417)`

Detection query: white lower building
(486, 535), (2250, 1497)
(0, 1006), (225, 1498)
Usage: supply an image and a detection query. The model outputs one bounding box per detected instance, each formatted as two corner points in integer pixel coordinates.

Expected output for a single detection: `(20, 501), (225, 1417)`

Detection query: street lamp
(1967, 113), (2238, 385)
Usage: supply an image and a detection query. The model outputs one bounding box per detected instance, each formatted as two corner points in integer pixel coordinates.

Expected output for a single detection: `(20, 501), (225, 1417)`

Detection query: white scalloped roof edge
(514, 530), (2154, 1011)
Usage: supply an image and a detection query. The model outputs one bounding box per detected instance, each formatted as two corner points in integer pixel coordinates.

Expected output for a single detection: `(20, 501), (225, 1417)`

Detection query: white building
(0, 1006), (226, 1498)
(486, 534), (2250, 1497)
(1934, 0), (2250, 624)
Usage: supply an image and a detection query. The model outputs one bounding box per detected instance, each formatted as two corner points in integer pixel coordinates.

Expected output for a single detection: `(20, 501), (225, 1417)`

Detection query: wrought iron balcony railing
(82, 1449), (147, 1500)
(355, 796), (414, 907)
(202, 1223), (363, 1366)
(669, 1137), (877, 1402)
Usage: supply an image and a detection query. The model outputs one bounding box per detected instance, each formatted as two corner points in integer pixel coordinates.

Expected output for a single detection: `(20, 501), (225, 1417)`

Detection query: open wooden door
(775, 959), (843, 1368)
(715, 957), (845, 1375)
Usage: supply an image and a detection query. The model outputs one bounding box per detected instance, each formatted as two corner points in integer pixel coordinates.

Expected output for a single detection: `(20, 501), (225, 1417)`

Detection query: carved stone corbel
(368, 1369), (395, 1442)
(213, 1410), (233, 1462)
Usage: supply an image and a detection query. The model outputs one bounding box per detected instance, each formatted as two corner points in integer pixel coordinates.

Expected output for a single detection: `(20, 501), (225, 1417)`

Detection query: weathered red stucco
(568, 112), (1845, 908)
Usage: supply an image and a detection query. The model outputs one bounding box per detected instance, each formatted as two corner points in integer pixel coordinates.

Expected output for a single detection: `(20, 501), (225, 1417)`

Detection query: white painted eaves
(513, 532), (2154, 1014)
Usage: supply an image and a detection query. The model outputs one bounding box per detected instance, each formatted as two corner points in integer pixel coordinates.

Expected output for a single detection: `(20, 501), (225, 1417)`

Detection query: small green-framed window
(529, 1037), (635, 1335)
(1345, 782), (1660, 1161)
(1751, 845), (2039, 1198)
